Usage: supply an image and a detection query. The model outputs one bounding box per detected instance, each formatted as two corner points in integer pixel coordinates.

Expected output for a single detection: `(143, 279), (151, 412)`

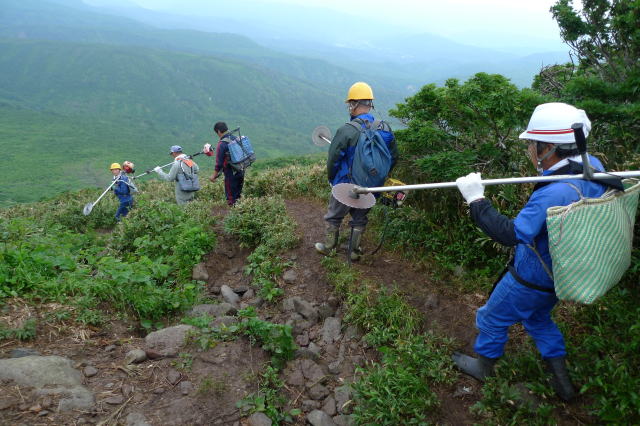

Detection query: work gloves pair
(153, 166), (162, 173)
(456, 172), (485, 204)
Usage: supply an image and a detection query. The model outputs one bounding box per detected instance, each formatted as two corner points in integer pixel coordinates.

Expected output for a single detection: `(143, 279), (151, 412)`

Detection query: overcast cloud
(125, 0), (567, 51)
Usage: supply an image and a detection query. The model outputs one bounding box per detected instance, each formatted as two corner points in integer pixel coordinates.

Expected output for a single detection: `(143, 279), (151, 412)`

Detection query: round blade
(312, 126), (332, 147)
(332, 183), (376, 209)
(82, 202), (94, 216)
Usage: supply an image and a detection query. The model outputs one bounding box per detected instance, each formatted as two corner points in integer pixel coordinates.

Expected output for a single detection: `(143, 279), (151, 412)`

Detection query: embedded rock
(144, 325), (196, 357)
(283, 269), (298, 284)
(0, 356), (94, 412)
(192, 263), (209, 281)
(321, 317), (342, 345)
(248, 412), (272, 426)
(124, 349), (147, 364)
(307, 409), (337, 426)
(221, 285), (241, 306)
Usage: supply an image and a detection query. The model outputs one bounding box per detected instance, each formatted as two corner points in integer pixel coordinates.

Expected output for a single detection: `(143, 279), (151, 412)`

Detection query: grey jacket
(157, 154), (200, 205)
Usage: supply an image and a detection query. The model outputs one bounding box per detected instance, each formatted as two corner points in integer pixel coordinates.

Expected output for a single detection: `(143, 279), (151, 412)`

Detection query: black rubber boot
(315, 226), (339, 255)
(452, 352), (497, 381)
(545, 356), (576, 401)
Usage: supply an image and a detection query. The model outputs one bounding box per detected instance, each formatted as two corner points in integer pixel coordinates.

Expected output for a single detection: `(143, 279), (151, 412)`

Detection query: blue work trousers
(115, 200), (132, 220)
(474, 272), (566, 359)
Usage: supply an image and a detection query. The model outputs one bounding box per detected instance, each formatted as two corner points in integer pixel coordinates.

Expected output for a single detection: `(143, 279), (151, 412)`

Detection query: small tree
(545, 0), (640, 166)
(391, 72), (546, 185)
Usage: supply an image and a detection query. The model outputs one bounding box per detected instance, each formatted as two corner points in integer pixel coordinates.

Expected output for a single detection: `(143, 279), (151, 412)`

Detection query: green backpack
(544, 180), (640, 304)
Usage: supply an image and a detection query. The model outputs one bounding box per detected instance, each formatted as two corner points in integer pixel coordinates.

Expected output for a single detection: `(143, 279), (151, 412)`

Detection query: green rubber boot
(349, 227), (365, 261)
(315, 226), (339, 255)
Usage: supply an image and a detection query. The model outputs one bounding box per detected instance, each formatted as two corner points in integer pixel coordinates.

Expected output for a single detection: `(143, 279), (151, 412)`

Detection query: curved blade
(82, 202), (94, 216)
(312, 125), (332, 147)
(332, 183), (376, 209)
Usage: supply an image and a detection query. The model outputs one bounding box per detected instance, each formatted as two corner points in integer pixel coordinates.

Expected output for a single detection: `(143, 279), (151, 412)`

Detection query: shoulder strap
(373, 120), (392, 132)
(177, 159), (194, 178)
(346, 120), (364, 132)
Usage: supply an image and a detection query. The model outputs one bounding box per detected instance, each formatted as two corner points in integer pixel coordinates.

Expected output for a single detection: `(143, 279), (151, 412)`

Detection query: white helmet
(519, 102), (591, 144)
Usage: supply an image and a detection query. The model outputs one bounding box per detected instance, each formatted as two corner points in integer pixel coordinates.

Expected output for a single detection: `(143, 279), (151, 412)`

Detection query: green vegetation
(1, 0), (638, 423)
(0, 36), (343, 206)
(322, 257), (455, 424)
(0, 318), (37, 341)
(237, 365), (301, 424)
(222, 197), (300, 423)
(0, 180), (215, 328)
(548, 0), (640, 166)
(224, 196), (299, 302)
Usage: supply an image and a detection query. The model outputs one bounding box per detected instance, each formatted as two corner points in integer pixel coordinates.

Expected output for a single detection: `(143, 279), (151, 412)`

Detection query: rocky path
(0, 197), (485, 425)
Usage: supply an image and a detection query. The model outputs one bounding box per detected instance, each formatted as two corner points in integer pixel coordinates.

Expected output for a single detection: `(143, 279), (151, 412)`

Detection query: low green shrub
(321, 257), (456, 424)
(224, 196), (298, 303)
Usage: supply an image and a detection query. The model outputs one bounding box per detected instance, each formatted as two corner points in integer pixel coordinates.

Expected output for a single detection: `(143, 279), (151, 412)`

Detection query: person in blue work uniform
(314, 82), (398, 261)
(110, 162), (134, 221)
(209, 121), (244, 206)
(453, 103), (610, 401)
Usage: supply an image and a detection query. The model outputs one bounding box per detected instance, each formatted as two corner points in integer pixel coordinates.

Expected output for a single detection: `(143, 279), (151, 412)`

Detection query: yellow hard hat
(110, 162), (122, 170)
(346, 82), (374, 102)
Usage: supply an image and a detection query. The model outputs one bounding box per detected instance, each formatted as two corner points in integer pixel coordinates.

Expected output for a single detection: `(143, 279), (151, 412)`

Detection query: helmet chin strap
(536, 145), (557, 173)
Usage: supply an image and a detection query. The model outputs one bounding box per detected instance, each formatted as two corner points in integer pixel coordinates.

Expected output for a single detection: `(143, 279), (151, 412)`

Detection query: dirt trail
(284, 198), (480, 424)
(0, 197), (484, 425)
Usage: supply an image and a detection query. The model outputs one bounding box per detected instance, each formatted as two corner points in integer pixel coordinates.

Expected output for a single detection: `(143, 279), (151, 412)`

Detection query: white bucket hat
(519, 102), (591, 144)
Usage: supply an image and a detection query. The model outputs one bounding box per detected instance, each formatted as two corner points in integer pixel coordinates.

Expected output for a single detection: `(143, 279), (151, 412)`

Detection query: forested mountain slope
(0, 37), (345, 205)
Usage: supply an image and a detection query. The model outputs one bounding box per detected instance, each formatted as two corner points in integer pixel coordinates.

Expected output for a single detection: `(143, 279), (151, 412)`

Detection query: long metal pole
(133, 151), (204, 179)
(93, 179), (118, 205)
(353, 171), (640, 194)
(134, 161), (173, 179)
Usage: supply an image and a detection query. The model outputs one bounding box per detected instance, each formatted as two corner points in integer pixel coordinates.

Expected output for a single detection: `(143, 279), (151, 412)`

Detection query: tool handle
(572, 123), (587, 154)
(93, 179), (118, 204)
(571, 122), (593, 179)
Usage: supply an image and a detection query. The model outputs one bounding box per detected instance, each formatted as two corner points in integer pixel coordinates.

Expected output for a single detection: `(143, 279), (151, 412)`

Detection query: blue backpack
(224, 131), (256, 173)
(348, 119), (393, 187)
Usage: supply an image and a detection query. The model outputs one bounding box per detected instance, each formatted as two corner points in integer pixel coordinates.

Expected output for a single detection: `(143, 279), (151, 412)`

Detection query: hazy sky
(275, 0), (562, 39)
(128, 0), (566, 47)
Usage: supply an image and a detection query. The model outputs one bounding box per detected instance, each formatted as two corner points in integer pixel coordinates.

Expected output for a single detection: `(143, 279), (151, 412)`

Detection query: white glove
(456, 172), (485, 204)
(153, 166), (162, 173)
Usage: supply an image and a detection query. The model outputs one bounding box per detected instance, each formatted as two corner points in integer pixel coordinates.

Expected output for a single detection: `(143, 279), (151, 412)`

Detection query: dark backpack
(347, 119), (393, 187)
(176, 159), (200, 192)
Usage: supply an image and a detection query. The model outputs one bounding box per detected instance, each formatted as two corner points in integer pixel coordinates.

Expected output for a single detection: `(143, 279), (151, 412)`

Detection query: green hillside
(0, 0), (407, 206)
(0, 38), (342, 206)
(0, 0), (396, 94)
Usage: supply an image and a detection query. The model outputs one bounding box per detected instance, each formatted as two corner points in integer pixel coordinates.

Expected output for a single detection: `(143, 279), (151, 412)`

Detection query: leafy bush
(0, 182), (216, 324)
(384, 72), (545, 277)
(112, 197), (216, 280)
(224, 196), (298, 251)
(244, 162), (326, 199)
